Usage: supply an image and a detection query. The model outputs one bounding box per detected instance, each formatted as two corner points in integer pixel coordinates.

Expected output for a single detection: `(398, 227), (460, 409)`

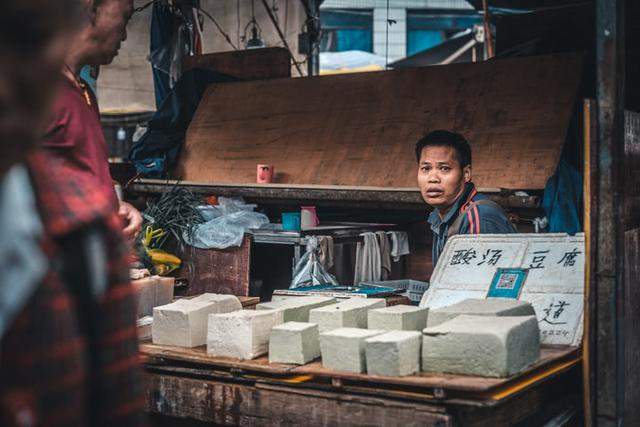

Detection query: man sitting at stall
(416, 130), (516, 267)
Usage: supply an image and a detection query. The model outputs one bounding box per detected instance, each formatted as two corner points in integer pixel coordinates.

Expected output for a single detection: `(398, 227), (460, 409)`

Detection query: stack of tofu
(317, 298), (541, 378)
(151, 292), (542, 379)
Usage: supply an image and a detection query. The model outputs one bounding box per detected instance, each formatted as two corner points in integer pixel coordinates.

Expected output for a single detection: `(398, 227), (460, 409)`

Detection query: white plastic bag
(290, 237), (339, 288)
(185, 198), (269, 249)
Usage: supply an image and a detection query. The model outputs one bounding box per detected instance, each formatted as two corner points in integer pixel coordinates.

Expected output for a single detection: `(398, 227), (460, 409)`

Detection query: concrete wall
(98, 0), (305, 112)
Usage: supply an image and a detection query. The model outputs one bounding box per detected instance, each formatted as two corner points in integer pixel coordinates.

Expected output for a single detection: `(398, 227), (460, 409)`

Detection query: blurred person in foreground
(0, 1), (146, 426)
(41, 0), (142, 241)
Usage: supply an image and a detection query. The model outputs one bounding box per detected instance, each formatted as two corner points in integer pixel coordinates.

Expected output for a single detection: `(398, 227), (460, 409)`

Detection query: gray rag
(387, 231), (410, 262)
(317, 235), (334, 269)
(376, 231), (392, 280)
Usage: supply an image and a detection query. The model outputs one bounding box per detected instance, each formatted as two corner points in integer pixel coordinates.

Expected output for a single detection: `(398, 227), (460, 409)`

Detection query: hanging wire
(134, 0), (157, 13)
(284, 0), (289, 38)
(135, 0), (238, 51)
(197, 6), (239, 50)
(237, 0), (241, 47)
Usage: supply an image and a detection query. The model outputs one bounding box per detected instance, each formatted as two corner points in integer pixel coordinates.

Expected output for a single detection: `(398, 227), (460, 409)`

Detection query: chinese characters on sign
(557, 248), (581, 267)
(529, 250), (550, 269)
(540, 301), (570, 325)
(451, 247), (582, 269)
(450, 249), (477, 265)
(450, 249), (504, 266)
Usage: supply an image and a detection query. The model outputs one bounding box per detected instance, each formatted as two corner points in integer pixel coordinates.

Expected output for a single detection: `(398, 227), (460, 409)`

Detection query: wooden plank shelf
(140, 342), (580, 402)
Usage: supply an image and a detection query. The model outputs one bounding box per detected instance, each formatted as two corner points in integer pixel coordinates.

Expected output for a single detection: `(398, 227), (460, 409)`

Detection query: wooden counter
(141, 342), (581, 426)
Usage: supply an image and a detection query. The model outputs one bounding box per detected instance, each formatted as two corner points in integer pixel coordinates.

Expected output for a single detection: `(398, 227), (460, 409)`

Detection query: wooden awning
(177, 53), (583, 191)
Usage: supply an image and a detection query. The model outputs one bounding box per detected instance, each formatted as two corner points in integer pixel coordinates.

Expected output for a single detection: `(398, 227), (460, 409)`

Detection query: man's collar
(427, 182), (476, 232)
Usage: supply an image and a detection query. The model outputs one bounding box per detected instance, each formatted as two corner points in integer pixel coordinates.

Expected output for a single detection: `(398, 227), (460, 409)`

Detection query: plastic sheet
(184, 198), (269, 249)
(290, 237), (339, 289)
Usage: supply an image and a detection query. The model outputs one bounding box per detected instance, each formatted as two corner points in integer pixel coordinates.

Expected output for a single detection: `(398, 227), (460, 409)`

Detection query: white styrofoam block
(256, 296), (336, 322)
(132, 278), (156, 318)
(269, 322), (320, 365)
(207, 309), (283, 359)
(365, 331), (422, 376)
(189, 293), (242, 312)
(152, 300), (222, 347)
(367, 305), (428, 331)
(422, 315), (540, 378)
(156, 277), (175, 307)
(309, 298), (386, 332)
(132, 276), (175, 318)
(137, 316), (153, 340)
(319, 328), (384, 373)
(426, 298), (535, 327)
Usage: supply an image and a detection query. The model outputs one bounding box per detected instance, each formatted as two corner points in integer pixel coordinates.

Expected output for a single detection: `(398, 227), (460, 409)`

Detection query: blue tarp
(542, 159), (583, 235)
(129, 69), (238, 177)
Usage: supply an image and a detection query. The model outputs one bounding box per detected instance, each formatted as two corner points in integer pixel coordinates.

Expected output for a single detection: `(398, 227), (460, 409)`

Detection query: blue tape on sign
(487, 268), (529, 299)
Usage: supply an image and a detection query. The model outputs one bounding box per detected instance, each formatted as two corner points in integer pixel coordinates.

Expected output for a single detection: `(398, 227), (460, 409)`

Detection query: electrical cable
(136, 0), (238, 51)
(260, 0), (304, 76)
(237, 0), (241, 47)
(197, 6), (239, 50)
(134, 0), (158, 13)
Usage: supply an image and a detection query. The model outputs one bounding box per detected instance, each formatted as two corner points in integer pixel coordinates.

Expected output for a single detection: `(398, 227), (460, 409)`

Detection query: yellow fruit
(147, 249), (182, 266)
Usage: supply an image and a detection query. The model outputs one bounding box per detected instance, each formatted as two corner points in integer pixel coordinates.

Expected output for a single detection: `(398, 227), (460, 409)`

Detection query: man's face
(90, 0), (133, 65)
(417, 145), (471, 214)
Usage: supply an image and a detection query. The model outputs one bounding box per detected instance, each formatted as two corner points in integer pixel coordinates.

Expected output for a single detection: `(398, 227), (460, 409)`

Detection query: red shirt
(41, 77), (118, 207)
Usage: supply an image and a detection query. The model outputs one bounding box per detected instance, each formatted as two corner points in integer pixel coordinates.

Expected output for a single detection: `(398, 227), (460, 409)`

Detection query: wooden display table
(141, 342), (581, 426)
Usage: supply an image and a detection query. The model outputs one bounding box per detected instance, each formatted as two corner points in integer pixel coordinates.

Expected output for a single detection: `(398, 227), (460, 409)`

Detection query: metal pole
(481, 0), (494, 58)
(306, 0), (320, 76)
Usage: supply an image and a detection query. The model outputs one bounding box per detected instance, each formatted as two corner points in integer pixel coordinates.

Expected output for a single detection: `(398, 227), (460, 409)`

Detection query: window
(406, 9), (481, 56)
(320, 9), (374, 53)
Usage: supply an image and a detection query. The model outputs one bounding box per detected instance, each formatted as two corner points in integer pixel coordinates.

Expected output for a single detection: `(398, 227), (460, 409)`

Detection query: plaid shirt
(0, 152), (146, 426)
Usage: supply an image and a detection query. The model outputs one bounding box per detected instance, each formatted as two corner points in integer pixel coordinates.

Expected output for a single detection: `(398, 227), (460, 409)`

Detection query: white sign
(420, 233), (585, 346)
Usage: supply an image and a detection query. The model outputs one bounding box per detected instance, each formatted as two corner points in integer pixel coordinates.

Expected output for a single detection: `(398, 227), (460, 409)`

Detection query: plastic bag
(290, 237), (339, 289)
(184, 197), (269, 249)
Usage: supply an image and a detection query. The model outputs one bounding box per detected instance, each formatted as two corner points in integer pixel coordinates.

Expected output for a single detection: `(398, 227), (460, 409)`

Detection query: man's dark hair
(414, 130), (472, 167)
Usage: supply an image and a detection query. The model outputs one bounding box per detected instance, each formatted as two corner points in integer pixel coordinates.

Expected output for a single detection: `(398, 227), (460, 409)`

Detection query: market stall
(137, 231), (584, 426)
(126, 52), (587, 425)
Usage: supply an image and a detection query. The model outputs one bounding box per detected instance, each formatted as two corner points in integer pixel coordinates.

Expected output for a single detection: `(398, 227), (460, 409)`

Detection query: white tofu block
(368, 305), (429, 331)
(207, 309), (283, 359)
(309, 298), (386, 332)
(256, 296), (336, 322)
(319, 328), (384, 373)
(152, 300), (225, 347)
(426, 298), (536, 327)
(189, 293), (242, 312)
(269, 322), (320, 365)
(422, 315), (540, 377)
(365, 331), (422, 376)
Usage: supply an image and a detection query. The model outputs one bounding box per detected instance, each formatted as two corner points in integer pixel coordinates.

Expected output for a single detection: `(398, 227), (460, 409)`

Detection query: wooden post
(481, 0), (494, 59)
(595, 0), (626, 424)
(582, 98), (597, 427)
